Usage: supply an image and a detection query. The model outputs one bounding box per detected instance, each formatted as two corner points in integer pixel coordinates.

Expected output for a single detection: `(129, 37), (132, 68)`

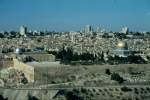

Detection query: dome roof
(117, 41), (127, 49)
(15, 48), (21, 54)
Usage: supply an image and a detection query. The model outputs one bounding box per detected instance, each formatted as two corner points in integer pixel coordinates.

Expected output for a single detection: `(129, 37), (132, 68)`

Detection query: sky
(0, 0), (150, 32)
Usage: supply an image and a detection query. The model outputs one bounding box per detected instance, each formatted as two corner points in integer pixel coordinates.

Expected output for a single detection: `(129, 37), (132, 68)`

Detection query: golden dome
(117, 41), (126, 48)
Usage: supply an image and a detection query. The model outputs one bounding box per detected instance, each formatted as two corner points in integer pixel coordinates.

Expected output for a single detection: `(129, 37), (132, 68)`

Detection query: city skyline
(0, 0), (150, 32)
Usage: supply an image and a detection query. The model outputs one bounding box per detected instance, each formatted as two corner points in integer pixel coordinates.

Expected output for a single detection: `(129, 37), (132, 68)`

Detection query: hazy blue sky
(0, 0), (150, 32)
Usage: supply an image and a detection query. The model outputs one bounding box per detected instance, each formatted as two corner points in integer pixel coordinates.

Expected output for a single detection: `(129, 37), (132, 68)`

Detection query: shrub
(121, 86), (132, 92)
(111, 73), (124, 84)
(105, 69), (111, 75)
(28, 94), (39, 100)
(0, 95), (7, 100)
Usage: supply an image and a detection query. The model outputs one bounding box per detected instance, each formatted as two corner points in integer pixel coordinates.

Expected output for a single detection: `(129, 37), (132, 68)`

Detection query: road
(0, 85), (150, 90)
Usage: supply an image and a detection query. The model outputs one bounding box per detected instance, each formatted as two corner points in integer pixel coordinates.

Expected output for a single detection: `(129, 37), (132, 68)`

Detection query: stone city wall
(13, 58), (34, 83)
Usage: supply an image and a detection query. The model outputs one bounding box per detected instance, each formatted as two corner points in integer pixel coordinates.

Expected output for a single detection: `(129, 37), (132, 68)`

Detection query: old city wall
(0, 59), (14, 70)
(25, 53), (56, 62)
(13, 58), (34, 83)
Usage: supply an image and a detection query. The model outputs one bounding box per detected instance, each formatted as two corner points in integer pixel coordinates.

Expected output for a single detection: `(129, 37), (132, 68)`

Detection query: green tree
(111, 73), (124, 84)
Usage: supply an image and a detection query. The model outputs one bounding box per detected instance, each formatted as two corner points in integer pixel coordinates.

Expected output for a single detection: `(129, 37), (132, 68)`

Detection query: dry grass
(32, 63), (150, 86)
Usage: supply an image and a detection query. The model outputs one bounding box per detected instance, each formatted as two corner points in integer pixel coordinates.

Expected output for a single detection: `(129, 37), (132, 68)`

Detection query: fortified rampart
(13, 58), (34, 83)
(0, 58), (14, 69)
